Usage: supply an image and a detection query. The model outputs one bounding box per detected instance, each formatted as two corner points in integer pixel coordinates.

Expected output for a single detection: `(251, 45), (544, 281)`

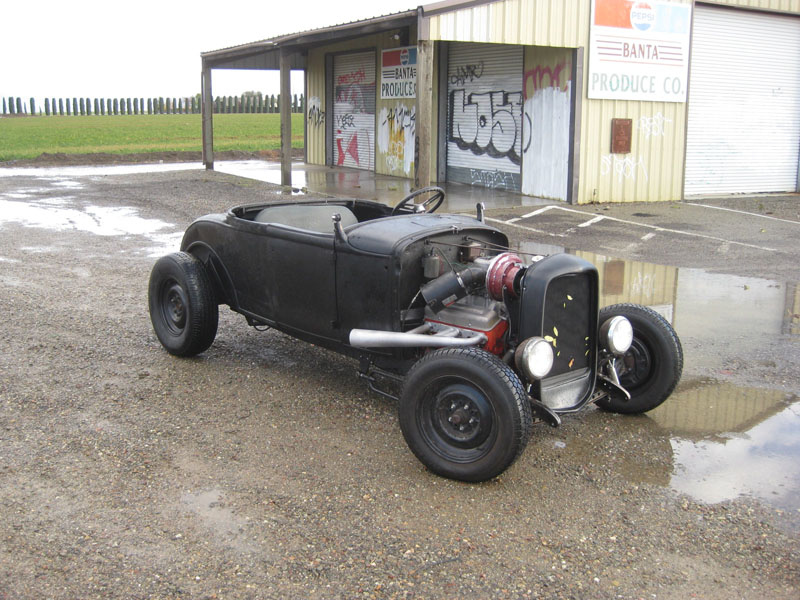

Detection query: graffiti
(449, 89), (523, 165)
(378, 104), (416, 175)
(470, 168), (516, 190)
(523, 62), (570, 97)
(638, 112), (672, 138)
(335, 113), (355, 129)
(449, 62), (484, 86)
(336, 132), (361, 166)
(307, 96), (325, 127)
(631, 271), (656, 299)
(337, 68), (366, 86)
(601, 154), (649, 183)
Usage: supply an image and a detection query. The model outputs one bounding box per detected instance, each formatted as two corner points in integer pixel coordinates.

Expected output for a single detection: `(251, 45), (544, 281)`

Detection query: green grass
(0, 113), (305, 161)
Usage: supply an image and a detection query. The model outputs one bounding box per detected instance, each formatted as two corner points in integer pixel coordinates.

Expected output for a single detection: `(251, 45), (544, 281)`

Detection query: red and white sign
(588, 0), (692, 102)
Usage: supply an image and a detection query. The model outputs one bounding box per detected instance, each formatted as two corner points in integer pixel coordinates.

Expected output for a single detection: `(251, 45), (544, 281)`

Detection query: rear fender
(183, 241), (238, 309)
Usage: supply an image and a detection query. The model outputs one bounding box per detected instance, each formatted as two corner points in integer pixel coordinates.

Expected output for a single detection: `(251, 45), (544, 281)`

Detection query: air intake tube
(420, 266), (486, 313)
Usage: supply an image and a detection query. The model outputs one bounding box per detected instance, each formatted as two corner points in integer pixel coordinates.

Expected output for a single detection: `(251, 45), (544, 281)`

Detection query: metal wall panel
(698, 0), (800, 13)
(306, 50), (326, 166)
(446, 42), (523, 190)
(333, 51), (376, 171)
(428, 0), (588, 47)
(685, 5), (800, 194)
(522, 46), (573, 200)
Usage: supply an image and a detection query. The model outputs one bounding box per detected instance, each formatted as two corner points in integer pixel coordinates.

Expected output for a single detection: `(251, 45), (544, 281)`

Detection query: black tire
(148, 252), (218, 357)
(399, 347), (533, 482)
(596, 303), (683, 414)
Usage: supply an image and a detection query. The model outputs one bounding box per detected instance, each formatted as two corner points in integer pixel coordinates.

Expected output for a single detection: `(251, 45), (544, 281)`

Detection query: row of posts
(1, 94), (305, 116)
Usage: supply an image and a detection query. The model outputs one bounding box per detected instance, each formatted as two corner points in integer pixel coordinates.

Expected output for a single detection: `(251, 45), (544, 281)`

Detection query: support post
(280, 48), (292, 188)
(201, 65), (214, 170)
(415, 39), (434, 189)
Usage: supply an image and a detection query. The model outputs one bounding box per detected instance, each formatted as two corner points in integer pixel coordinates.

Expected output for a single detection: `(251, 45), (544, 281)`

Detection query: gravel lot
(0, 167), (797, 599)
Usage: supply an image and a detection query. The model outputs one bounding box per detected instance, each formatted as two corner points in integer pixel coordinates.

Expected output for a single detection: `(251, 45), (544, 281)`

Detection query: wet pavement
(0, 163), (798, 598)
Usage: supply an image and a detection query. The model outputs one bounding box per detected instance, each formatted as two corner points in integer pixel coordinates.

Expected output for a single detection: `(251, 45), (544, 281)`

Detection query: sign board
(380, 46), (417, 99)
(588, 0), (692, 102)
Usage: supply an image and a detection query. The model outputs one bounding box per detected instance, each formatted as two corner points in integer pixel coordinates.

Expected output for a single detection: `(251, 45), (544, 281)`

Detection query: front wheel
(399, 347), (532, 482)
(148, 252), (218, 357)
(596, 303), (683, 414)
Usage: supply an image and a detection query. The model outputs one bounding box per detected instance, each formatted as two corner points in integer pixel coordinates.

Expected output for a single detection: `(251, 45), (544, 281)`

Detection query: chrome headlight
(515, 336), (554, 380)
(600, 316), (633, 355)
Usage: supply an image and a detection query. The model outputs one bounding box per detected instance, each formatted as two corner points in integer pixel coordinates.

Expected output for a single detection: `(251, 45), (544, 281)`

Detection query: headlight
(600, 316), (633, 355)
(515, 337), (554, 380)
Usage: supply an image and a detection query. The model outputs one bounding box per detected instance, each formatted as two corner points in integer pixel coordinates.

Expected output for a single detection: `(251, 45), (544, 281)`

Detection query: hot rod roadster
(149, 187), (683, 482)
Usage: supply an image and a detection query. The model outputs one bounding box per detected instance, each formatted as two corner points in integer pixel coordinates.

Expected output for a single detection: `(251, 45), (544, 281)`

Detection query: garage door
(447, 43), (523, 191)
(685, 6), (800, 195)
(333, 51), (376, 171)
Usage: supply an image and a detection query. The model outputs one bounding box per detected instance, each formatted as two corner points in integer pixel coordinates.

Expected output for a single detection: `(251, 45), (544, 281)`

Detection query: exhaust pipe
(349, 327), (486, 349)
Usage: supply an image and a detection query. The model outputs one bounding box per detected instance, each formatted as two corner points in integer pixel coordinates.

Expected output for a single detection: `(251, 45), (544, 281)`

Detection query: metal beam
(280, 48), (292, 187)
(415, 39), (435, 189)
(201, 66), (214, 170)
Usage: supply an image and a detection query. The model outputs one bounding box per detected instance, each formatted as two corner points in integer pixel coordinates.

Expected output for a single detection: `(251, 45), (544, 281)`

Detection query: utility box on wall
(611, 118), (632, 154)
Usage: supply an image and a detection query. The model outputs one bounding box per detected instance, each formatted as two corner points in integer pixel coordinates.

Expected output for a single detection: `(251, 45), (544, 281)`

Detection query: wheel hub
(163, 282), (187, 333)
(619, 339), (652, 389)
(433, 384), (493, 448)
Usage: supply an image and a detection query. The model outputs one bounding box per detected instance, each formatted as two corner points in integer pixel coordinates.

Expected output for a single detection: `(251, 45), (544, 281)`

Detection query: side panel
(267, 227), (338, 340)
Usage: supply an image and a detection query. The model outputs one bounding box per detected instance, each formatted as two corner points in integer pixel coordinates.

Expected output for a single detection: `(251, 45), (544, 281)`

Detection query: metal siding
(579, 98), (686, 203)
(427, 0), (588, 47)
(522, 46), (573, 200)
(306, 49), (326, 166)
(698, 0), (800, 12)
(685, 5), (800, 194)
(333, 51), (377, 171)
(446, 43), (524, 190)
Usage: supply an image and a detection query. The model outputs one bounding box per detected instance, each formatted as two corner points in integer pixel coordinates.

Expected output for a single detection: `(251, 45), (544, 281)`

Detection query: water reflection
(214, 160), (548, 212)
(519, 241), (800, 511)
(666, 389), (799, 510)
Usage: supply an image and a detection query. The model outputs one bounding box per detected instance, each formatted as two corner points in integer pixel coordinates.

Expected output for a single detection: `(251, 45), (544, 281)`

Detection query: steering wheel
(391, 186), (446, 215)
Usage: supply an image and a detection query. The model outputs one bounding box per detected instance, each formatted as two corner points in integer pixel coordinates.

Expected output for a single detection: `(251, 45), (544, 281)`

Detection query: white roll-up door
(447, 43), (523, 191)
(685, 6), (800, 195)
(333, 51), (376, 171)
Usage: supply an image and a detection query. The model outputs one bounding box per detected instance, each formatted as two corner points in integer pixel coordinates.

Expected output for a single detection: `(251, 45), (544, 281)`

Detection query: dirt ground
(0, 167), (798, 599)
(0, 149), (304, 169)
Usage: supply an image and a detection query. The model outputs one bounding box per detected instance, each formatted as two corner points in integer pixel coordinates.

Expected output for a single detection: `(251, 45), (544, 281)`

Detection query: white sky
(1, 0), (418, 104)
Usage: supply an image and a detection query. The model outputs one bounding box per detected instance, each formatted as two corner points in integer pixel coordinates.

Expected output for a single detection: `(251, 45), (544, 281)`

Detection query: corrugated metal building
(201, 0), (800, 203)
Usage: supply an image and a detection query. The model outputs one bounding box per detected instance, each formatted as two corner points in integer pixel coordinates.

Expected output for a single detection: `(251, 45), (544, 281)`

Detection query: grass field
(0, 113), (304, 161)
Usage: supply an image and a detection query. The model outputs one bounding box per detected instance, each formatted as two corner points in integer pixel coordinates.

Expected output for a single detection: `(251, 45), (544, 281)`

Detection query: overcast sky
(1, 0), (418, 103)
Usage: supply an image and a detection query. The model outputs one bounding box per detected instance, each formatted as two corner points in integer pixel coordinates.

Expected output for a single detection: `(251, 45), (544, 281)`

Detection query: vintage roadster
(149, 187), (682, 482)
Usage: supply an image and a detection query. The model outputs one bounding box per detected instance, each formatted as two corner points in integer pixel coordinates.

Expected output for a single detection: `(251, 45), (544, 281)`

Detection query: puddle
(651, 381), (799, 511)
(0, 179), (182, 255)
(214, 160), (546, 211)
(0, 162), (202, 178)
(518, 242), (800, 511)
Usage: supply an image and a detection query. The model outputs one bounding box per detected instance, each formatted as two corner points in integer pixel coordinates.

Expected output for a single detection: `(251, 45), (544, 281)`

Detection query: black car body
(150, 190), (682, 481)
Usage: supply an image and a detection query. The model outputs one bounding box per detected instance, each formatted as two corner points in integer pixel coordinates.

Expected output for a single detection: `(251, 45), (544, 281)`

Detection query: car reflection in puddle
(517, 241), (800, 514)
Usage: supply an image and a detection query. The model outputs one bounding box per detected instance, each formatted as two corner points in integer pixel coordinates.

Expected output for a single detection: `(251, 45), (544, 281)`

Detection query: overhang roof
(200, 0), (498, 70)
(201, 9), (419, 70)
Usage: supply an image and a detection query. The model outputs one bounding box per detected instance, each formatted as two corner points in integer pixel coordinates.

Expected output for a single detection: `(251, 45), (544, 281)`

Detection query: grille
(543, 273), (593, 376)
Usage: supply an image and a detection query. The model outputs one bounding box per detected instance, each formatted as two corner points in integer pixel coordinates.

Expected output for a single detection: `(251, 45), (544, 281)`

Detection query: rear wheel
(597, 303), (682, 414)
(399, 348), (532, 482)
(149, 252), (218, 357)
